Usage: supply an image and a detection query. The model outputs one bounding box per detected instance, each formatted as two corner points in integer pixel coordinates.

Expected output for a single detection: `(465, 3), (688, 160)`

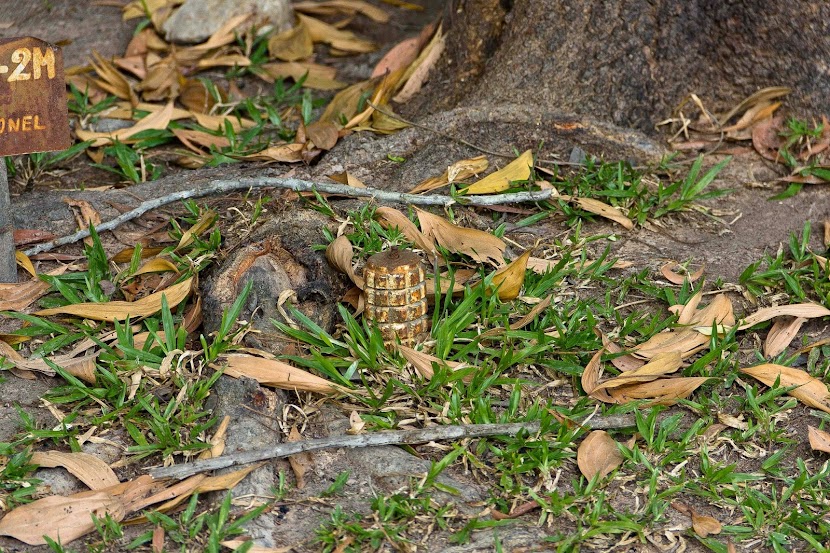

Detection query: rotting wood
(150, 415), (639, 480)
(23, 177), (559, 257)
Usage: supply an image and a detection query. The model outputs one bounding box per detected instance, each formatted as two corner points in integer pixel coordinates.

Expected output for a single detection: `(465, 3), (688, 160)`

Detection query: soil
(1, 2), (829, 553)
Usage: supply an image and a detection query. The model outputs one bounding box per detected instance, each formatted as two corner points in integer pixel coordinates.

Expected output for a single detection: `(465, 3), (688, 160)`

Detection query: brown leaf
(581, 349), (615, 403)
(752, 115), (786, 162)
(490, 250), (531, 300)
(565, 196), (634, 230)
(171, 128), (231, 154)
(0, 491), (124, 545)
(740, 364), (830, 413)
(374, 207), (435, 254)
(328, 171), (367, 188)
(808, 425), (830, 453)
(268, 21), (314, 61)
(738, 303), (830, 330)
(577, 430), (622, 480)
(660, 262), (705, 285)
(415, 208), (505, 265)
(31, 451), (120, 490)
(633, 330), (709, 360)
(14, 229), (57, 246)
(372, 36), (420, 78)
(593, 352), (683, 392)
(298, 13), (376, 53)
(244, 143), (305, 163)
(607, 377), (712, 405)
(219, 353), (344, 394)
(397, 344), (466, 379)
(306, 120), (340, 150)
(325, 235), (364, 288)
(410, 155), (489, 194)
(89, 51), (138, 105)
(463, 151), (532, 195)
(260, 61), (346, 90)
(179, 79), (225, 113)
(764, 316), (807, 358)
(35, 277), (193, 322)
(198, 415), (230, 460)
(600, 332), (645, 372)
(393, 26), (444, 103)
(287, 426), (313, 489)
(691, 510), (722, 538)
(0, 267), (67, 311)
(294, 0), (390, 22)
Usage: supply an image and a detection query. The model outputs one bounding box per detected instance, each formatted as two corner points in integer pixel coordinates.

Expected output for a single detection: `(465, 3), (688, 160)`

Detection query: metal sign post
(0, 37), (72, 282)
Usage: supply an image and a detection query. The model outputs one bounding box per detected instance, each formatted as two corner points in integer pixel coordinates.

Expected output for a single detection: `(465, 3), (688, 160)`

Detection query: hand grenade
(363, 248), (429, 346)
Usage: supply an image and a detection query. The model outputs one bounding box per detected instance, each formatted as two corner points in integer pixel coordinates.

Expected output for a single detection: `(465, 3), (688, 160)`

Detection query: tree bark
(416, 0), (830, 135)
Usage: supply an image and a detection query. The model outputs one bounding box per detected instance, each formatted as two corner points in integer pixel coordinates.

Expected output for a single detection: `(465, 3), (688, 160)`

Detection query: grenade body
(364, 249), (429, 346)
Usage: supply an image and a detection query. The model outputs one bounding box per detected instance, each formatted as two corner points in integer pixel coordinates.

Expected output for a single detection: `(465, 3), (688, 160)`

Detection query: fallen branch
(150, 414), (637, 480)
(151, 422), (541, 480)
(24, 177), (556, 256)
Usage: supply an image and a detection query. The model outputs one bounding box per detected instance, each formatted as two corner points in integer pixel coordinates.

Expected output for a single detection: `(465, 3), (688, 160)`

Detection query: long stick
(24, 177), (556, 257)
(151, 422), (542, 480)
(150, 413), (637, 480)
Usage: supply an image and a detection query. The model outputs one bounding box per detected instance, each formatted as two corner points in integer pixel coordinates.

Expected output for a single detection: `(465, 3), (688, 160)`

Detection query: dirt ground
(1, 2), (830, 553)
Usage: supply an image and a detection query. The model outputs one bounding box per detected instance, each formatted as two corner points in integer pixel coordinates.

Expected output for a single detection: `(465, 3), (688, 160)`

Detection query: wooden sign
(0, 37), (71, 156)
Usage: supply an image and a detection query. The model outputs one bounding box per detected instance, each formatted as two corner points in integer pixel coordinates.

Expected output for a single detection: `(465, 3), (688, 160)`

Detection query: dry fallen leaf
(740, 364), (830, 413)
(463, 150), (533, 195)
(577, 430), (622, 480)
(35, 277), (193, 322)
(30, 451), (120, 490)
(219, 353), (344, 394)
(764, 316), (807, 358)
(410, 155), (489, 194)
(808, 425), (830, 453)
(268, 21), (314, 61)
(0, 491), (125, 545)
(287, 426), (313, 489)
(326, 235), (364, 288)
(393, 26), (444, 103)
(593, 352), (683, 392)
(397, 344), (466, 379)
(691, 510), (723, 538)
(607, 377), (712, 405)
(738, 303), (830, 330)
(76, 101), (175, 147)
(660, 262), (705, 285)
(374, 207), (435, 254)
(415, 208), (505, 265)
(490, 250), (531, 300)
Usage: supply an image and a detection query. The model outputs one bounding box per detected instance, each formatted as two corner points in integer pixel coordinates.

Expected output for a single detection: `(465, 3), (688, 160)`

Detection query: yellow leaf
(577, 430), (622, 480)
(463, 150), (533, 195)
(260, 61), (346, 90)
(15, 252), (36, 278)
(490, 250), (531, 300)
(740, 364), (830, 413)
(410, 155), (489, 193)
(76, 101), (174, 147)
(297, 14), (376, 53)
(35, 277), (193, 322)
(268, 21), (314, 61)
(569, 197), (634, 230)
(135, 258), (180, 276)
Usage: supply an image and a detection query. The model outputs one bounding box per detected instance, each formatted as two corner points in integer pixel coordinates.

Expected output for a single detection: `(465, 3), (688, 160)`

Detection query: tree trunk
(414, 0), (830, 135)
